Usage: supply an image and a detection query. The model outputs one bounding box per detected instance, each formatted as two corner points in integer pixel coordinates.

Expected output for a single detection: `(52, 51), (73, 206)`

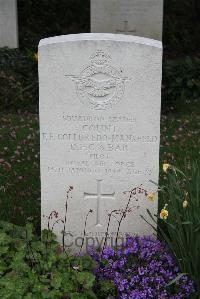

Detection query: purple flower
(90, 235), (195, 299)
(138, 267), (146, 276)
(102, 247), (115, 259)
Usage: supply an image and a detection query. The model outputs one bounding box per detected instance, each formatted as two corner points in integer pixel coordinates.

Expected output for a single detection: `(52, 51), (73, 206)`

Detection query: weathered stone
(0, 0), (18, 48)
(91, 0), (163, 40)
(39, 33), (162, 251)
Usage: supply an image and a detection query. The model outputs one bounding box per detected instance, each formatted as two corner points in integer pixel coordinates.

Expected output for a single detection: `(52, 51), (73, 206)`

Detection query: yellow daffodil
(34, 52), (38, 62)
(183, 200), (188, 208)
(147, 192), (156, 202)
(163, 163), (170, 173)
(160, 204), (168, 219)
(183, 192), (189, 208)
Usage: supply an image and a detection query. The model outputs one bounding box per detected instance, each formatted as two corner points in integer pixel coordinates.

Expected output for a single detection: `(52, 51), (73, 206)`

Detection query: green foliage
(0, 114), (40, 228)
(157, 162), (200, 297)
(163, 0), (200, 54)
(162, 57), (200, 111)
(96, 279), (117, 299)
(16, 0), (199, 55)
(0, 221), (96, 299)
(0, 48), (38, 113)
(18, 0), (90, 48)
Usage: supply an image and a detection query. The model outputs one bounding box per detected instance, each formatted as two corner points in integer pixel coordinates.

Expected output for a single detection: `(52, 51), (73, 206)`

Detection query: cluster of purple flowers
(89, 235), (194, 299)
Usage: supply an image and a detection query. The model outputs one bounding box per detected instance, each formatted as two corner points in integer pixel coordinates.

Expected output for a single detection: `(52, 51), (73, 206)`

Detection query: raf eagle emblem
(66, 50), (130, 110)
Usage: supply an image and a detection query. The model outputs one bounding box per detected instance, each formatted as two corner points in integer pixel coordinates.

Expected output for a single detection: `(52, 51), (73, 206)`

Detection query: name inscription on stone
(42, 113), (157, 178)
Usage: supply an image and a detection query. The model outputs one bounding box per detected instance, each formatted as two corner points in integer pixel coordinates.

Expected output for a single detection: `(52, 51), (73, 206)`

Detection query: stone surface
(91, 0), (163, 40)
(39, 33), (162, 251)
(0, 0), (18, 48)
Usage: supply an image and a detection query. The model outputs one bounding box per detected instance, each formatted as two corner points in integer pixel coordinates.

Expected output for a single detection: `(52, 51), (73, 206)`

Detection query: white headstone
(0, 0), (18, 48)
(91, 0), (163, 40)
(39, 34), (162, 251)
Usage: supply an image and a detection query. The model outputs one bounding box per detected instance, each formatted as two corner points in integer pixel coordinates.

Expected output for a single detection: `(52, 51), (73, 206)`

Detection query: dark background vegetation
(0, 0), (199, 228)
(17, 0), (200, 55)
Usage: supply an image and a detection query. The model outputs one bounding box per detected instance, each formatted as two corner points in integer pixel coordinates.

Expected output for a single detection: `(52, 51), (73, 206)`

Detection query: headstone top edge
(38, 33), (162, 49)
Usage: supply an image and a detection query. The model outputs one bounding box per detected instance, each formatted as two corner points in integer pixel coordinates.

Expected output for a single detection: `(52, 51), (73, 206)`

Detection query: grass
(160, 99), (200, 166)
(0, 113), (40, 230)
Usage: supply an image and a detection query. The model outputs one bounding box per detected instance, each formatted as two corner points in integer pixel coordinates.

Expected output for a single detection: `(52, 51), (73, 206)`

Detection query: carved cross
(84, 180), (115, 227)
(116, 21), (136, 35)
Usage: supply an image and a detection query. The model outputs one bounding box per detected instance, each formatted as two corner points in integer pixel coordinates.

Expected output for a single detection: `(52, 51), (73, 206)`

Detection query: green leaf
(181, 221), (193, 225)
(98, 279), (116, 297)
(0, 231), (12, 245)
(71, 292), (96, 299)
(80, 255), (96, 271)
(50, 272), (62, 289)
(167, 273), (187, 286)
(76, 272), (95, 289)
(0, 260), (7, 276)
(25, 223), (34, 241)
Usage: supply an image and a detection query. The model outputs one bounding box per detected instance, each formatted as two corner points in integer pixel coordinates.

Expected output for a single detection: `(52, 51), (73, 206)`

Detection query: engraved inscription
(66, 50), (130, 110)
(116, 21), (136, 34)
(42, 132), (158, 143)
(62, 114), (136, 123)
(42, 112), (158, 179)
(47, 165), (152, 176)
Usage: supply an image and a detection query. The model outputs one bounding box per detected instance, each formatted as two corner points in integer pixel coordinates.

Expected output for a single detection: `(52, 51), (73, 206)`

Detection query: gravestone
(39, 33), (162, 251)
(0, 0), (18, 48)
(91, 0), (163, 40)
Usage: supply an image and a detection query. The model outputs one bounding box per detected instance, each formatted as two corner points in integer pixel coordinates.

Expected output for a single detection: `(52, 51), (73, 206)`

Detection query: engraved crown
(90, 50), (111, 66)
